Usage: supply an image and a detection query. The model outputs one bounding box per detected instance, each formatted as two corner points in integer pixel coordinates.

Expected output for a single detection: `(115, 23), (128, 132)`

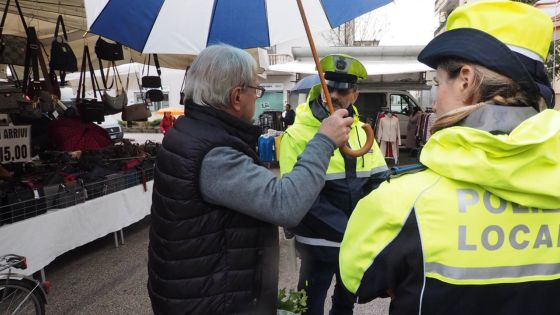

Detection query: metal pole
(113, 232), (119, 248)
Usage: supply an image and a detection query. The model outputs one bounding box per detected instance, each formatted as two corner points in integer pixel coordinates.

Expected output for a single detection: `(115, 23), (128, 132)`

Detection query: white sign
(0, 125), (31, 163)
(261, 83), (284, 91)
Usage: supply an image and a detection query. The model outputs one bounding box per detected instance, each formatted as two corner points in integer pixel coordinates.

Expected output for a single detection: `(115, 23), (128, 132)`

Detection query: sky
(274, 0), (438, 54)
(357, 0), (438, 45)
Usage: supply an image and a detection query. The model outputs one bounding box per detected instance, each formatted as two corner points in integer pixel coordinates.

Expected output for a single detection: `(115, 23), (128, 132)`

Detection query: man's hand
(318, 109), (354, 147)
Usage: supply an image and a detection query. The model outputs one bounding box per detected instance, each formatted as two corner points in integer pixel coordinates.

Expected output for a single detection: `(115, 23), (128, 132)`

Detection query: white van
(97, 115), (124, 143)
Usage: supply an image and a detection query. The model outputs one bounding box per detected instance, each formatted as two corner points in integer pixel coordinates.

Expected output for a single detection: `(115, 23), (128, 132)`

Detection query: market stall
(0, 180), (153, 276)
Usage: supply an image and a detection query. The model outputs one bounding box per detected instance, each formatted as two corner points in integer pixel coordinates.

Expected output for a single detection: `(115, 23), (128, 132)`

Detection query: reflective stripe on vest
(425, 262), (560, 280)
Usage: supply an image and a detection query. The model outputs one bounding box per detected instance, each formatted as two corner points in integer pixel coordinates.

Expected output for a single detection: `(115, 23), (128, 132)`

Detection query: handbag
(145, 89), (164, 102)
(95, 37), (124, 61)
(0, 84), (24, 113)
(20, 27), (60, 119)
(123, 59), (151, 121)
(76, 45), (105, 123)
(141, 54), (162, 88)
(49, 15), (78, 72)
(0, 0), (28, 66)
(122, 102), (151, 122)
(102, 61), (128, 114)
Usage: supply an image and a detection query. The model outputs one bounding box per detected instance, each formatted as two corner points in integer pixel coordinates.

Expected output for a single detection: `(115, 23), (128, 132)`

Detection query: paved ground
(42, 132), (419, 314)
(43, 219), (391, 315)
(123, 133), (164, 144)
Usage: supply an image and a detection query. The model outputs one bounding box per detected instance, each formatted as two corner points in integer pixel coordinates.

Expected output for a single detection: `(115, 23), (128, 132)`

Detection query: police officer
(280, 54), (388, 315)
(339, 2), (560, 314)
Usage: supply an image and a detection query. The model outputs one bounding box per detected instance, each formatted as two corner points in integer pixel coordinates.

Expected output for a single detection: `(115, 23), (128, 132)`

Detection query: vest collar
(185, 101), (262, 148)
(459, 104), (537, 134)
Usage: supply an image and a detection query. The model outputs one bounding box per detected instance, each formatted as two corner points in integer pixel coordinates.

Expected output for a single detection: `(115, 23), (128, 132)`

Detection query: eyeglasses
(245, 85), (266, 98)
(326, 85), (357, 96)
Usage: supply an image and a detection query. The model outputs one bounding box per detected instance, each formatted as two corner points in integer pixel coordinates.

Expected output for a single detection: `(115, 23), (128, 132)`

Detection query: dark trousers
(296, 243), (356, 315)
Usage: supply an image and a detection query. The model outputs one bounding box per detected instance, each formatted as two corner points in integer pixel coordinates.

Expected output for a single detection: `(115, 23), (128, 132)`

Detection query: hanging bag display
(102, 61), (128, 114)
(141, 54), (162, 88)
(49, 15), (78, 72)
(0, 0), (27, 66)
(76, 45), (104, 123)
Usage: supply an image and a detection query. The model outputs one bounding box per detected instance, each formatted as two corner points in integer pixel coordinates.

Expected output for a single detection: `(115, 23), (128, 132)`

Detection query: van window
(390, 94), (417, 114)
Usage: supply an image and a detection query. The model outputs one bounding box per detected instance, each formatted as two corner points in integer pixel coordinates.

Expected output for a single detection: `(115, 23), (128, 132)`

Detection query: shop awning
(270, 59), (431, 76)
(270, 45), (432, 76)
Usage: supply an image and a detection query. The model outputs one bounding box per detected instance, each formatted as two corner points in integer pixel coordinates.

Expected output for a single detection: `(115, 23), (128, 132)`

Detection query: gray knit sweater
(200, 133), (335, 227)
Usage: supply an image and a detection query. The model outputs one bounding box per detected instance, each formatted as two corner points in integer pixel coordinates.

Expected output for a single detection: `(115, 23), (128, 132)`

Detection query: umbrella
(48, 117), (113, 152)
(86, 0), (391, 156)
(86, 0), (391, 54)
(156, 106), (185, 116)
(290, 75), (320, 93)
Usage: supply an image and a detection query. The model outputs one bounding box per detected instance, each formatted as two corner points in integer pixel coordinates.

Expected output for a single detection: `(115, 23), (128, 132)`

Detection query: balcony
(268, 54), (293, 66)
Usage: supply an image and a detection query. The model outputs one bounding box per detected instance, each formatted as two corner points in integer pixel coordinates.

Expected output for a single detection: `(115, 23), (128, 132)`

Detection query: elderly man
(148, 44), (354, 315)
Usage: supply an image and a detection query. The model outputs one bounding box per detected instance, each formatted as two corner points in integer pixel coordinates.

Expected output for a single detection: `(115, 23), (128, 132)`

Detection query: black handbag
(0, 84), (24, 113)
(0, 0), (28, 66)
(4, 182), (42, 224)
(76, 45), (105, 123)
(95, 37), (124, 61)
(50, 15), (78, 72)
(141, 54), (162, 88)
(145, 89), (164, 102)
(141, 76), (161, 88)
(20, 27), (60, 119)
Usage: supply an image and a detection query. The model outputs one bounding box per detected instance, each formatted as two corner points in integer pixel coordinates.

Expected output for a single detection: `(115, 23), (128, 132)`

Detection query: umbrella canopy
(86, 0), (392, 54)
(156, 106), (185, 116)
(48, 117), (113, 152)
(290, 74), (320, 93)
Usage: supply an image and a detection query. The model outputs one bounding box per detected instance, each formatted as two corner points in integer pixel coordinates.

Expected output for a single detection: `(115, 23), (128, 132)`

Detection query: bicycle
(0, 254), (49, 315)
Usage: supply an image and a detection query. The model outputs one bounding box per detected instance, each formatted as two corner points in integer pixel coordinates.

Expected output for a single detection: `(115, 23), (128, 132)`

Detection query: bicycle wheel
(0, 279), (45, 315)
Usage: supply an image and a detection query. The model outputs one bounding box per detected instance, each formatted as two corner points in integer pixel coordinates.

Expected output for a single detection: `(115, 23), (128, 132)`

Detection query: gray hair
(183, 44), (257, 110)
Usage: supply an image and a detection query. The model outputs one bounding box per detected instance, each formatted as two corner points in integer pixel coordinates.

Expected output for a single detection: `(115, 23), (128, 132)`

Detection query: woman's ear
(458, 65), (477, 104)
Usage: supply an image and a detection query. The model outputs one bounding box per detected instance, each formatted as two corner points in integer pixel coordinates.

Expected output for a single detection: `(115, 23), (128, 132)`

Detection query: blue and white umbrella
(290, 74), (320, 93)
(85, 0), (391, 54)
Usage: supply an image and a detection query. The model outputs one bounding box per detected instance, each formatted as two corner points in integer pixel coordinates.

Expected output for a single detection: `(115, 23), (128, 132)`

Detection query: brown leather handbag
(122, 102), (151, 122)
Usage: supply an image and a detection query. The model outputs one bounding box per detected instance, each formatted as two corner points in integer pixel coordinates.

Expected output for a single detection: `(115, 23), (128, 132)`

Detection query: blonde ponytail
(431, 58), (542, 134)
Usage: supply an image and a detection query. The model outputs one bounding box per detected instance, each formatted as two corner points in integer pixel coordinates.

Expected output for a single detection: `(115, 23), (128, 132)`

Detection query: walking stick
(296, 0), (374, 157)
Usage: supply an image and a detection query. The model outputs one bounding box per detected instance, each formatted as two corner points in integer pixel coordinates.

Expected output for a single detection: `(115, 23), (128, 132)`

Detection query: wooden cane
(295, 0), (374, 157)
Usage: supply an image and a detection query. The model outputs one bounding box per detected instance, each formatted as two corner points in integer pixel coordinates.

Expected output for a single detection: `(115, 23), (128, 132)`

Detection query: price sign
(0, 126), (31, 163)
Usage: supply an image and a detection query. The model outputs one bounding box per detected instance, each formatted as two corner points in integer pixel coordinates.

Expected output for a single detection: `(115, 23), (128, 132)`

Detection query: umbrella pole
(295, 0), (374, 158)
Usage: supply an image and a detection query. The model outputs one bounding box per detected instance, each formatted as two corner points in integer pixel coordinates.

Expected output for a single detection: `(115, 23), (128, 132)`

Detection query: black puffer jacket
(148, 103), (279, 315)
